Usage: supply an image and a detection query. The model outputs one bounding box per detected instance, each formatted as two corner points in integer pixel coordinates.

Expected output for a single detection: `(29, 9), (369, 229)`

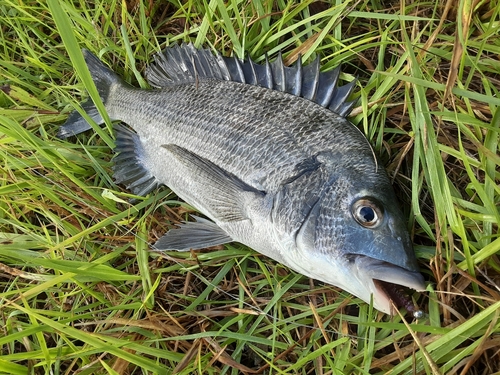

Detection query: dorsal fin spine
(190, 55), (200, 85)
(300, 56), (320, 101)
(145, 44), (355, 118)
(330, 79), (357, 116)
(292, 56), (302, 96)
(272, 52), (285, 92)
(263, 55), (273, 89)
(233, 56), (246, 83)
(248, 58), (258, 85)
(216, 54), (231, 81)
(310, 57), (320, 101)
(317, 67), (340, 107)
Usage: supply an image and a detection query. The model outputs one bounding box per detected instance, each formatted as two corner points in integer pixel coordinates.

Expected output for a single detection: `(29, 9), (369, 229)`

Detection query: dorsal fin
(146, 44), (356, 118)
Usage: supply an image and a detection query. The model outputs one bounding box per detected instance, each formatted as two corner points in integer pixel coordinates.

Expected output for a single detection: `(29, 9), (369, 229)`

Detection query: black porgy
(59, 44), (425, 315)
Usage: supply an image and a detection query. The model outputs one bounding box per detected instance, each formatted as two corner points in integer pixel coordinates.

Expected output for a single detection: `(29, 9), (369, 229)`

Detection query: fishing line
(7, 132), (424, 346)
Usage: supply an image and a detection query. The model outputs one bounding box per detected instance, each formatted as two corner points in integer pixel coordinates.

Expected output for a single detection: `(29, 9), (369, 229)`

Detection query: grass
(0, 0), (499, 374)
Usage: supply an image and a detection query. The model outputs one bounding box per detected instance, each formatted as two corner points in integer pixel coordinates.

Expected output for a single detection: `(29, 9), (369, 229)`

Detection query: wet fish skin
(59, 44), (425, 315)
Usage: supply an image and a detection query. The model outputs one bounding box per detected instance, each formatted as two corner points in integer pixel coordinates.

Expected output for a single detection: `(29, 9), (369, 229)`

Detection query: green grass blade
(46, 0), (114, 148)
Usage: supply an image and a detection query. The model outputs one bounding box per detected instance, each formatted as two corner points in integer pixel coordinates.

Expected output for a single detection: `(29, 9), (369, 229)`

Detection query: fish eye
(352, 198), (383, 228)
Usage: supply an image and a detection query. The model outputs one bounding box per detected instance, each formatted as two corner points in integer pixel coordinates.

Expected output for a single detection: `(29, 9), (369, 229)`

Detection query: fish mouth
(373, 280), (423, 317)
(353, 255), (426, 316)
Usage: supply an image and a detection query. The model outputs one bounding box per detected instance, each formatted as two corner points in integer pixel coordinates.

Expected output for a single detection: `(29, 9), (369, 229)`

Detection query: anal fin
(113, 124), (160, 196)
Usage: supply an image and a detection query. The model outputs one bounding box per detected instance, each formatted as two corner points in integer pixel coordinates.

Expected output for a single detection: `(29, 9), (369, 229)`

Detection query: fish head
(292, 174), (425, 315)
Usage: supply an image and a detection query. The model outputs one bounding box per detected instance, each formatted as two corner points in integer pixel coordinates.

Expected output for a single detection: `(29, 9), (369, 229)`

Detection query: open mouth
(374, 279), (423, 318)
(352, 255), (425, 316)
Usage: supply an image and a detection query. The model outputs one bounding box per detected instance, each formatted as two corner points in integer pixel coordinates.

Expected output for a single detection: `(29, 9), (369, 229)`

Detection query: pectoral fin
(154, 216), (232, 251)
(161, 144), (266, 223)
(156, 144), (268, 252)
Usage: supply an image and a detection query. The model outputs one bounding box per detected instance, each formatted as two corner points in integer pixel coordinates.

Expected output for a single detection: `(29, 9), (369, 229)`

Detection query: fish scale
(110, 81), (323, 192)
(58, 44), (425, 316)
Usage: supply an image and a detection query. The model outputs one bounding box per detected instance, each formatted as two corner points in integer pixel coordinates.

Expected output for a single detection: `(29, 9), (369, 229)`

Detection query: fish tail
(58, 49), (123, 138)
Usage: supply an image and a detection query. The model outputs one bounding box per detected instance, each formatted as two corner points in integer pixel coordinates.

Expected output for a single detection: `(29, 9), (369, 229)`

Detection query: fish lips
(352, 255), (426, 315)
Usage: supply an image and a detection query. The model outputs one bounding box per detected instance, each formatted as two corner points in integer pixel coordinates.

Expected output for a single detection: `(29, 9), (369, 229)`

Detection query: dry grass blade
(444, 0), (473, 101)
(457, 310), (499, 375)
(395, 305), (440, 375)
(172, 338), (202, 374)
(204, 337), (259, 374)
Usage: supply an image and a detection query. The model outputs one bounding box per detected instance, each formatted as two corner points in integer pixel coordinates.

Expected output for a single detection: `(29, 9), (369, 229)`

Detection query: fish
(59, 44), (425, 316)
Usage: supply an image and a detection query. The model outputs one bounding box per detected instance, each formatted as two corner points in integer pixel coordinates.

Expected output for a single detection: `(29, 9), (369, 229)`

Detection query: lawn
(0, 0), (499, 374)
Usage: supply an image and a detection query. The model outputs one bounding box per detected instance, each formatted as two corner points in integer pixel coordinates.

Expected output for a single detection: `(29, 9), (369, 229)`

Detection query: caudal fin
(58, 49), (123, 138)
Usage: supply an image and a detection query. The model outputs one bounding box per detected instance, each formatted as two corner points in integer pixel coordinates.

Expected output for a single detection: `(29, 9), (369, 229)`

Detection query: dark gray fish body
(60, 44), (425, 315)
